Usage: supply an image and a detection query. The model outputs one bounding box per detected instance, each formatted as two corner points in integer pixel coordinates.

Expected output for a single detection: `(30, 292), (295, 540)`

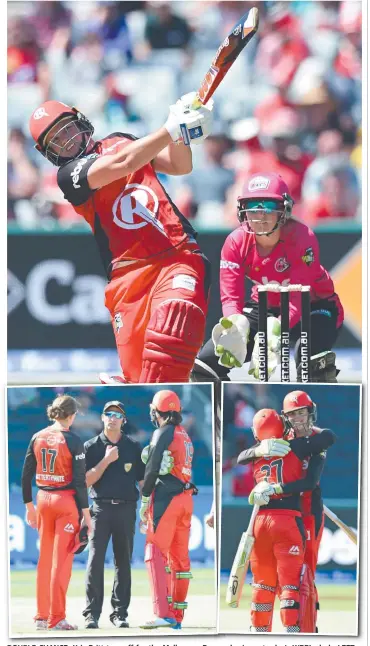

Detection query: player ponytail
(47, 395), (78, 421)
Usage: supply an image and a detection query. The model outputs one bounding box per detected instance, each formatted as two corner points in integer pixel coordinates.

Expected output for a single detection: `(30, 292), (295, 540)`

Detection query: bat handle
(191, 95), (203, 110)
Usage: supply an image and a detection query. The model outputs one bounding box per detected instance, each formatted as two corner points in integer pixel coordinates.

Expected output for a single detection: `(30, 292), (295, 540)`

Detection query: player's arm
(289, 228), (333, 328)
(220, 233), (246, 317)
(142, 425), (175, 497)
(84, 440), (117, 487)
(69, 435), (92, 533)
(290, 429), (336, 459)
(21, 436), (38, 529)
(278, 453), (326, 495)
(87, 128), (173, 189)
(237, 438), (291, 464)
(21, 436), (37, 505)
(68, 435), (89, 511)
(152, 140), (193, 175)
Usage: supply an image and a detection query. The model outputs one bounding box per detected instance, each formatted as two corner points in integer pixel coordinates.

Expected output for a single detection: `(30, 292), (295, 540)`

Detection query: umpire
(82, 401), (145, 629)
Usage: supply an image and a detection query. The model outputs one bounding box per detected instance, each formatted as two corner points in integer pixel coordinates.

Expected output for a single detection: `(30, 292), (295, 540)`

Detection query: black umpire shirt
(84, 431), (145, 501)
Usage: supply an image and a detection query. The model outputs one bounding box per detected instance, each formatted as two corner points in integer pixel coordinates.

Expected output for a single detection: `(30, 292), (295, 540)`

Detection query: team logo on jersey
(288, 545), (300, 555)
(275, 257), (290, 272)
(112, 184), (166, 235)
(302, 246), (314, 266)
(248, 176), (270, 192)
(124, 463), (132, 472)
(33, 107), (49, 120)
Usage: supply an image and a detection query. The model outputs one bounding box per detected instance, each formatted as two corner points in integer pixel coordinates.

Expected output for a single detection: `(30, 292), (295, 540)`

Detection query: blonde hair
(47, 395), (78, 421)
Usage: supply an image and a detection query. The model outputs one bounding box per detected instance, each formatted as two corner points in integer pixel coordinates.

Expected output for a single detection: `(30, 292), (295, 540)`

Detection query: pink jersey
(220, 219), (343, 328)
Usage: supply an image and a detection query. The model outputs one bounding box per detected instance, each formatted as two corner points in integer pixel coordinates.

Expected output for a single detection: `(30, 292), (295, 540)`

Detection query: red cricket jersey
(57, 133), (198, 273)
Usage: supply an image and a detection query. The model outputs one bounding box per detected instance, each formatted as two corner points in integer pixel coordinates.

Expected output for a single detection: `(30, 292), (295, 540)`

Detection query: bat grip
(247, 504), (259, 535)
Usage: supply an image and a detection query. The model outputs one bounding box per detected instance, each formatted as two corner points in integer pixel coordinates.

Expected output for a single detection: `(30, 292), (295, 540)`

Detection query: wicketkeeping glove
(141, 445), (174, 475)
(254, 438), (291, 458)
(212, 314), (250, 369)
(248, 316), (281, 380)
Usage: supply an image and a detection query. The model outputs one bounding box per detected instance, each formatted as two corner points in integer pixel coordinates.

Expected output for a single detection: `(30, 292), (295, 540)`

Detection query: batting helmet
(70, 525), (89, 555)
(252, 408), (285, 441)
(237, 172), (294, 235)
(151, 390), (181, 413)
(282, 390), (317, 434)
(29, 100), (94, 166)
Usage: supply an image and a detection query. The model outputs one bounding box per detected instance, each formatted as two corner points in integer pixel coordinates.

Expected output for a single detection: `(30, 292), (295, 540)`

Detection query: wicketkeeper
(139, 390), (197, 630)
(192, 172), (343, 383)
(237, 408), (336, 632)
(29, 93), (212, 384)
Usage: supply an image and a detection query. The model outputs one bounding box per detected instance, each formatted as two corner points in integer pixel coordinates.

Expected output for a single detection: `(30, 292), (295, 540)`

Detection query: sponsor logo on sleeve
(302, 247), (315, 266)
(71, 158), (88, 189)
(172, 275), (196, 292)
(220, 259), (240, 270)
(75, 452), (85, 460)
(114, 313), (123, 333)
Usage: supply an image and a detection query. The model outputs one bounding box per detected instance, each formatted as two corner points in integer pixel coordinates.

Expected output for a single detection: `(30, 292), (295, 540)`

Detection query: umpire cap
(103, 401), (126, 414)
(71, 525), (89, 555)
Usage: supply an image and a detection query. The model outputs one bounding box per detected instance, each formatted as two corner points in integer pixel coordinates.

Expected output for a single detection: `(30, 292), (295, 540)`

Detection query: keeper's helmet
(252, 408), (286, 441)
(282, 390), (317, 436)
(237, 172), (294, 236)
(150, 390), (182, 426)
(29, 100), (94, 166)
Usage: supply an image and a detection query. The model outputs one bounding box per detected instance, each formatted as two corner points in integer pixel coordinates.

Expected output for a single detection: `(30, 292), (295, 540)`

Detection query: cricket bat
(324, 505), (357, 545)
(226, 504), (259, 608)
(193, 7), (259, 109)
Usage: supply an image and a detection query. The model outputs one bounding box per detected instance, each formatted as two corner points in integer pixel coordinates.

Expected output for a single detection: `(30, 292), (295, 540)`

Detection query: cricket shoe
(171, 622), (182, 630)
(49, 619), (78, 630)
(140, 617), (177, 629)
(99, 373), (127, 384)
(34, 619), (48, 630)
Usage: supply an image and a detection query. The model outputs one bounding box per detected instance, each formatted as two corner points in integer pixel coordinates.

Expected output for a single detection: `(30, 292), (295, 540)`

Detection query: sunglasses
(104, 411), (124, 420)
(243, 200), (283, 212)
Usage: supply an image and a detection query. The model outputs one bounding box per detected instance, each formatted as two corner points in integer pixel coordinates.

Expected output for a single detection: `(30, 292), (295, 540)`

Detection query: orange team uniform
(21, 426), (88, 628)
(57, 133), (211, 383)
(238, 429), (335, 632)
(142, 423), (196, 624)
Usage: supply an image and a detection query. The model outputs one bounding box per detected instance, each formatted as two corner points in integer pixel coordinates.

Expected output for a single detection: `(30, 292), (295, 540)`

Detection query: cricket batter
(21, 395), (92, 631)
(192, 171), (344, 383)
(139, 390), (197, 630)
(240, 390), (329, 630)
(237, 408), (336, 632)
(29, 95), (213, 383)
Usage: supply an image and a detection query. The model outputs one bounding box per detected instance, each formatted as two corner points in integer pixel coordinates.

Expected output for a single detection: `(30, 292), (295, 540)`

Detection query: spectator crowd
(8, 1), (362, 229)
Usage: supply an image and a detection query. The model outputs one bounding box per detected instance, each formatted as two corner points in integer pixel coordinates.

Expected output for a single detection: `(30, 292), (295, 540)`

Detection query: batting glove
(248, 481), (283, 506)
(139, 496), (150, 524)
(248, 316), (281, 380)
(164, 95), (214, 145)
(212, 314), (250, 369)
(254, 438), (291, 458)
